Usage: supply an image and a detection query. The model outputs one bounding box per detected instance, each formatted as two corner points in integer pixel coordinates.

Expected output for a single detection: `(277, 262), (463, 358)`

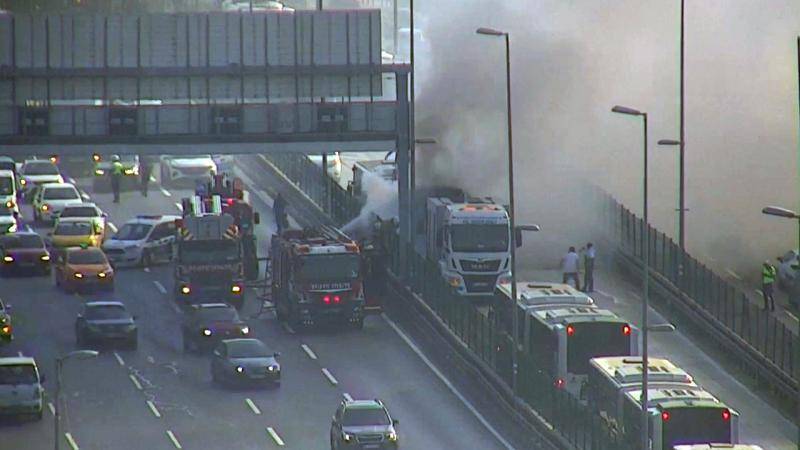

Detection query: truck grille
(356, 434), (384, 445)
(460, 259), (501, 272)
(463, 274), (498, 293)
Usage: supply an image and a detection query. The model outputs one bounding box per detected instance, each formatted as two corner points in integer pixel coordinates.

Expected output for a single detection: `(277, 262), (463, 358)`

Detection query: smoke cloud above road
(412, 0), (800, 275)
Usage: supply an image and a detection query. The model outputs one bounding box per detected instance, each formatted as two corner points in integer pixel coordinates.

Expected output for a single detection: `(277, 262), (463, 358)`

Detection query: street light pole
(679, 0), (686, 250)
(612, 105), (650, 450)
(476, 26), (518, 393)
(54, 350), (98, 450)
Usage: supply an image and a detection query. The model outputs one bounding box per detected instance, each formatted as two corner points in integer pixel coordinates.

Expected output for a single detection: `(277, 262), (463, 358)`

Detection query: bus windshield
(662, 406), (732, 448)
(566, 321), (632, 374)
(450, 224), (509, 253)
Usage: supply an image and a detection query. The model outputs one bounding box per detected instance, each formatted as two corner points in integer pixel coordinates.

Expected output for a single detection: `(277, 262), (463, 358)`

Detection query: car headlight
(3, 255), (13, 263)
(73, 272), (83, 279)
(240, 326), (250, 335)
(19, 179), (26, 186)
(388, 431), (397, 442)
(235, 366), (244, 373)
(181, 285), (191, 294)
(267, 364), (279, 372)
(94, 169), (105, 175)
(41, 204), (49, 211)
(202, 328), (212, 336)
(97, 271), (107, 278)
(447, 275), (462, 288)
(231, 285), (242, 294)
(1, 325), (10, 335)
(342, 433), (352, 443)
(40, 255), (50, 261)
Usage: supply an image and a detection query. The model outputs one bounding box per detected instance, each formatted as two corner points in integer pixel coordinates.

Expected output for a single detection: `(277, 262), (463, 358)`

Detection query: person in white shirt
(561, 246), (581, 290)
(581, 242), (596, 292)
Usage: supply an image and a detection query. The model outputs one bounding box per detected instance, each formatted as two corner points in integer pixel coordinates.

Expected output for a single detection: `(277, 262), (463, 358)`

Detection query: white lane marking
(266, 427), (285, 447)
(725, 269), (742, 280)
(170, 303), (182, 314)
(785, 309), (799, 322)
(129, 374), (143, 390)
(48, 402), (55, 415)
(281, 322), (295, 334)
(160, 187), (171, 197)
(166, 430), (183, 449)
(343, 392), (353, 402)
(755, 289), (763, 296)
(174, 202), (183, 211)
(113, 352), (125, 366)
(143, 267), (150, 273)
(245, 398), (262, 415)
(146, 400), (162, 418)
(153, 281), (167, 294)
(382, 313), (517, 450)
(150, 175), (157, 183)
(628, 290), (642, 300)
(321, 368), (338, 386)
(147, 356), (155, 364)
(300, 344), (317, 360)
(108, 222), (118, 233)
(65, 432), (80, 450)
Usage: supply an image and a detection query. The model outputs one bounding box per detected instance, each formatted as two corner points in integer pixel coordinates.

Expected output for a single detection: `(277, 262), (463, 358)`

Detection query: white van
(0, 170), (18, 213)
(0, 356), (44, 420)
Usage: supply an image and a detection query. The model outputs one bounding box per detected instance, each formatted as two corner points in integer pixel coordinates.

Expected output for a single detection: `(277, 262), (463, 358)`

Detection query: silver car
(211, 338), (280, 386)
(0, 356), (44, 420)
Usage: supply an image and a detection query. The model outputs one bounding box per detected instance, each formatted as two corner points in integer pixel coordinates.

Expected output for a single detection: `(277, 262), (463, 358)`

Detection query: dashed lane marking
(108, 222), (118, 233)
(48, 402), (55, 415)
(150, 175), (157, 182)
(143, 267), (150, 273)
(321, 368), (338, 386)
(266, 427), (285, 447)
(146, 400), (161, 418)
(65, 432), (80, 450)
(160, 187), (171, 197)
(725, 269), (742, 281)
(343, 393), (353, 402)
(301, 344), (317, 360)
(755, 289), (763, 297)
(153, 281), (167, 294)
(246, 398), (262, 415)
(113, 352), (125, 366)
(147, 356), (155, 364)
(785, 309), (799, 322)
(174, 202), (183, 211)
(382, 313), (517, 450)
(166, 430), (183, 449)
(281, 322), (295, 334)
(129, 374), (143, 390)
(170, 303), (182, 314)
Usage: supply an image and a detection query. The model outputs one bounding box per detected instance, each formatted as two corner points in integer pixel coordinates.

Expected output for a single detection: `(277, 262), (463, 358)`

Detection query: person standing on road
(762, 260), (776, 311)
(561, 246), (581, 290)
(581, 242), (596, 293)
(273, 192), (287, 234)
(139, 154), (152, 197)
(110, 155), (123, 203)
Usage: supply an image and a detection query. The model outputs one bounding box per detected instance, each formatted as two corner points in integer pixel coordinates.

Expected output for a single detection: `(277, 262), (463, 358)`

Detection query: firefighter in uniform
(110, 155), (123, 203)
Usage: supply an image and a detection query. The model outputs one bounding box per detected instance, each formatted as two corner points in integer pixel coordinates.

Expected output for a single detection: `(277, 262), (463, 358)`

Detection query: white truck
(426, 197), (512, 296)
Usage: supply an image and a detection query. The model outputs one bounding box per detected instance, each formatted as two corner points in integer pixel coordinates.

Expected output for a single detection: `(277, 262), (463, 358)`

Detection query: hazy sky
(412, 0), (800, 272)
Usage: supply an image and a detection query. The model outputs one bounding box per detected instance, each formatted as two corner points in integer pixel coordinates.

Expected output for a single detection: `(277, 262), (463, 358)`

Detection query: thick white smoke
(341, 171), (398, 240)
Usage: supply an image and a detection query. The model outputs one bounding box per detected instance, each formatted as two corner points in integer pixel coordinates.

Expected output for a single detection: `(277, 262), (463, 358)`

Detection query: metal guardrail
(593, 187), (799, 402)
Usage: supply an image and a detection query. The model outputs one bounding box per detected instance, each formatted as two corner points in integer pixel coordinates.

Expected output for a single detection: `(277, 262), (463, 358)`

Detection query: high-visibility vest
(763, 265), (776, 284)
(111, 161), (123, 176)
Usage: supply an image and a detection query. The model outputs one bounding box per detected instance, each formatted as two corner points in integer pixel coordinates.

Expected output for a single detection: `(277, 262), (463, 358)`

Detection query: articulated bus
(622, 387), (740, 450)
(494, 281), (595, 338)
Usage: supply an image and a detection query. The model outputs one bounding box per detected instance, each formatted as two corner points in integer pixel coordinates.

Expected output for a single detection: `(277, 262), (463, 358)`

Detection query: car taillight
(622, 324), (631, 335)
(333, 295), (341, 304)
(226, 198), (234, 206)
(722, 409), (731, 421)
(323, 295), (331, 304)
(554, 378), (565, 389)
(566, 324), (575, 336)
(661, 411), (670, 422)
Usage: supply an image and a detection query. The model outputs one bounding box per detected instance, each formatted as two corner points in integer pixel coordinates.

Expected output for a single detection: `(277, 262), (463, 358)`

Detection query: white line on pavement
(755, 289), (763, 296)
(146, 400), (161, 418)
(170, 303), (182, 314)
(150, 175), (157, 182)
(48, 402), (55, 415)
(266, 427), (285, 446)
(281, 322), (295, 334)
(166, 430), (183, 449)
(785, 309), (799, 322)
(129, 374), (143, 390)
(113, 352), (125, 366)
(300, 344), (317, 360)
(108, 222), (118, 233)
(153, 281), (167, 294)
(147, 356), (155, 364)
(174, 202), (183, 211)
(160, 187), (172, 197)
(245, 398), (262, 415)
(382, 313), (517, 450)
(143, 267), (150, 273)
(65, 432), (80, 450)
(725, 269), (742, 280)
(343, 393), (353, 402)
(321, 368), (338, 386)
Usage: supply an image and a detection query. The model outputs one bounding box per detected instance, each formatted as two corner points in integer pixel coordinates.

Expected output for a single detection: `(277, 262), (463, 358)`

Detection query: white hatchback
(31, 183), (82, 223)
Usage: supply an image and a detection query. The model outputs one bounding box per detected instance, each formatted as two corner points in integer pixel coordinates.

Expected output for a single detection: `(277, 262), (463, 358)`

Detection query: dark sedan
(211, 338), (280, 386)
(182, 303), (249, 353)
(75, 302), (138, 350)
(0, 233), (51, 276)
(330, 399), (399, 450)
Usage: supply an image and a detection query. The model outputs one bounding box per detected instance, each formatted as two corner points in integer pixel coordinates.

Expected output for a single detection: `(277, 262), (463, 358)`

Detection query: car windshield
(0, 364), (38, 385)
(60, 206), (99, 218)
(24, 162), (59, 176)
(43, 187), (80, 201)
(296, 254), (360, 281)
(0, 177), (13, 196)
(342, 407), (391, 426)
(180, 240), (239, 264)
(2, 234), (43, 249)
(227, 340), (271, 358)
(55, 221), (93, 236)
(450, 224), (509, 253)
(197, 307), (239, 322)
(86, 305), (129, 320)
(113, 223), (152, 241)
(67, 250), (106, 265)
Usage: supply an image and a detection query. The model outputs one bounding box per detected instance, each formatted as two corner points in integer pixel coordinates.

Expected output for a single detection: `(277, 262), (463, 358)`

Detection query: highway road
(0, 160), (549, 450)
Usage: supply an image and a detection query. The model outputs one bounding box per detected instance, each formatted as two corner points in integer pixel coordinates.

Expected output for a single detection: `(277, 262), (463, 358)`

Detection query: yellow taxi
(54, 246), (114, 294)
(49, 217), (104, 249)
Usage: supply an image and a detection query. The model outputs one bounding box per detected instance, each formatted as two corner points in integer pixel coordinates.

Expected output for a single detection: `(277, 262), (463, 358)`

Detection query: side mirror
(253, 212), (260, 225)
